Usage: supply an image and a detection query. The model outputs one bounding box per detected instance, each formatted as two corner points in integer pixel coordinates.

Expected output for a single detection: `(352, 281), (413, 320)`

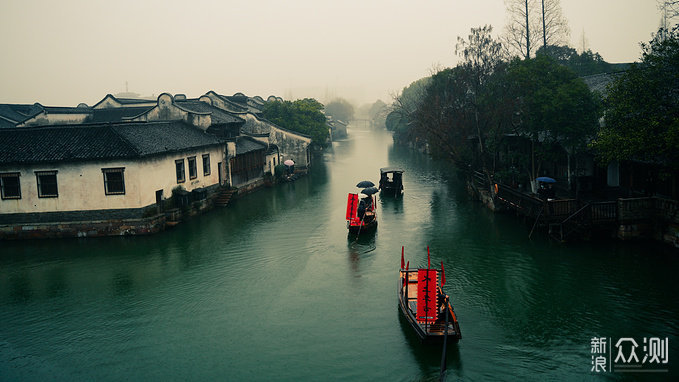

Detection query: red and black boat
(398, 246), (461, 343)
(346, 191), (377, 234)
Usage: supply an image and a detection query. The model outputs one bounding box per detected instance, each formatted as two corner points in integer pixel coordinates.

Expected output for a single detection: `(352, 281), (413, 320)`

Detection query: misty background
(0, 0), (662, 107)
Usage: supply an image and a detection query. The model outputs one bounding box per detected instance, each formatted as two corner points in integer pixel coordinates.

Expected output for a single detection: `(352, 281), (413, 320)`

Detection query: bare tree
(503, 0), (538, 59)
(540, 0), (570, 48)
(503, 0), (569, 58)
(658, 1), (679, 40)
(658, 0), (679, 19)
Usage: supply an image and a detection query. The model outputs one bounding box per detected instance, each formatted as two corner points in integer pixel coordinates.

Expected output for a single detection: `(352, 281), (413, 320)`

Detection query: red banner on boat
(416, 269), (438, 322)
(346, 193), (359, 220)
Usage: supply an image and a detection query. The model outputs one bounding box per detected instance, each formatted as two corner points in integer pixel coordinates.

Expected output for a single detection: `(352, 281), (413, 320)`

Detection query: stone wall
(0, 184), (221, 240)
(0, 214), (166, 240)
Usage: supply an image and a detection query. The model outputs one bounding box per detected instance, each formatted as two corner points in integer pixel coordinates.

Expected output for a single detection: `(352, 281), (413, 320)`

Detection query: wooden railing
(591, 201), (617, 223)
(494, 184), (679, 241)
(473, 171), (489, 189)
(655, 197), (679, 224)
(545, 199), (580, 221)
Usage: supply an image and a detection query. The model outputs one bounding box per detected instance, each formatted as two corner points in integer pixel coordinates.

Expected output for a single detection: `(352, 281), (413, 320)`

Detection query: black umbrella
(356, 180), (375, 188)
(361, 186), (379, 195)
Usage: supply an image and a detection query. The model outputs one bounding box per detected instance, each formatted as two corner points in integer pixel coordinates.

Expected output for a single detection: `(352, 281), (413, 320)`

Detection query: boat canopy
(380, 167), (404, 174)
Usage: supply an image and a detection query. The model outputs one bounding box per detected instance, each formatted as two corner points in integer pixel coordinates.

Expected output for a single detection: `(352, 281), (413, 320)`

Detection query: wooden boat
(379, 167), (404, 196)
(398, 247), (461, 343)
(346, 192), (377, 234)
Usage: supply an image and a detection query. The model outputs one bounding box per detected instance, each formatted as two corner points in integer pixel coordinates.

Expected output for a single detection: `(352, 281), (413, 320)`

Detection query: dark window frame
(0, 172), (21, 200)
(202, 154), (211, 176)
(102, 167), (126, 195)
(188, 156), (197, 180)
(176, 159), (185, 183)
(35, 170), (58, 198)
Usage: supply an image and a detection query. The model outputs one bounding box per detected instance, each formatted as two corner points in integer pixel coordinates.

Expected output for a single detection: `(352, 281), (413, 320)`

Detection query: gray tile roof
(92, 94), (156, 108)
(0, 103), (44, 125)
(42, 106), (91, 114)
(89, 106), (154, 123)
(114, 122), (221, 156)
(212, 93), (249, 113)
(235, 136), (266, 155)
(0, 116), (17, 129)
(116, 97), (154, 104)
(582, 72), (625, 98)
(175, 100), (245, 125)
(0, 121), (222, 165)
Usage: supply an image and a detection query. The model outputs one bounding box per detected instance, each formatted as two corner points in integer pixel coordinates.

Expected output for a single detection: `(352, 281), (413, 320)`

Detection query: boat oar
(353, 212), (366, 242)
(439, 296), (449, 382)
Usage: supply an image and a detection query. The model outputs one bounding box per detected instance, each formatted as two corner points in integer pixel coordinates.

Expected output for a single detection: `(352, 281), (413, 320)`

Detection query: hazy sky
(0, 0), (664, 107)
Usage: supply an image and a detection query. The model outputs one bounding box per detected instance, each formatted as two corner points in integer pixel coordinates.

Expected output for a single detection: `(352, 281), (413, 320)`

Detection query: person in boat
(357, 199), (366, 219)
(546, 184), (556, 200)
(363, 195), (373, 210)
(537, 183), (547, 200)
(379, 172), (388, 188)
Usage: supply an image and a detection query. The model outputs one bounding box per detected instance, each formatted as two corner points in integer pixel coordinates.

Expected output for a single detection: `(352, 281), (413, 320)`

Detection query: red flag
(346, 193), (358, 220)
(427, 246), (431, 269)
(441, 261), (446, 285)
(401, 246), (405, 269)
(417, 269), (438, 321)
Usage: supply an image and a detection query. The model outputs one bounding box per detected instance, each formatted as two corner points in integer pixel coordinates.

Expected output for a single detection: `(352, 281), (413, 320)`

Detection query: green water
(1, 127), (678, 381)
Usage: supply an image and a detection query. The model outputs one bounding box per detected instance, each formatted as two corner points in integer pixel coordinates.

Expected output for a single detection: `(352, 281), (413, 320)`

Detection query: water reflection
(398, 311), (463, 381)
(379, 193), (403, 214)
(2, 126), (678, 381)
(347, 232), (377, 275)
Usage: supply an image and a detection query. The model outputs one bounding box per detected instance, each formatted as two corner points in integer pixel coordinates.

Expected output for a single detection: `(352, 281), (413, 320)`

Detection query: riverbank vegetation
(590, 26), (679, 172)
(324, 98), (355, 123)
(386, 7), (678, 199)
(262, 98), (328, 146)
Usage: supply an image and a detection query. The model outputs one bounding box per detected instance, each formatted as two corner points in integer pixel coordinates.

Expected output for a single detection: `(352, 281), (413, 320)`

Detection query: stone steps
(215, 189), (236, 207)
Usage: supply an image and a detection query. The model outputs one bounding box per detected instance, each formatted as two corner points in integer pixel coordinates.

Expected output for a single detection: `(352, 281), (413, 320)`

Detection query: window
(35, 170), (58, 198)
(0, 172), (21, 199)
(102, 168), (125, 195)
(188, 156), (197, 179)
(176, 159), (185, 183)
(202, 154), (211, 176)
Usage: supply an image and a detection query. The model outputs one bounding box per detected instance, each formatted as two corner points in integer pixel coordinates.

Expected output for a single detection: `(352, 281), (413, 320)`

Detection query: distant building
(0, 103), (91, 128)
(327, 117), (348, 140)
(203, 91), (312, 169)
(0, 103), (41, 128)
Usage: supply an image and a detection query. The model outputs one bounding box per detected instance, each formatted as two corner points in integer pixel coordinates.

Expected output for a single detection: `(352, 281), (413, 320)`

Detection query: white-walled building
(0, 121), (226, 238)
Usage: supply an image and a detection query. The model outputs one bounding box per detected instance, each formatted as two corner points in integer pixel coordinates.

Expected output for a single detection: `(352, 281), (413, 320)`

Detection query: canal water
(1, 126), (678, 381)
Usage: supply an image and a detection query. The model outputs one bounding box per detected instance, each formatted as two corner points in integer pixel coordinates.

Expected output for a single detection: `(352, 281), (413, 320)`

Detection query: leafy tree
(262, 98), (328, 146)
(364, 100), (388, 129)
(537, 45), (620, 76)
(390, 76), (431, 142)
(324, 98), (355, 123)
(413, 26), (514, 181)
(509, 54), (601, 190)
(592, 26), (679, 168)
